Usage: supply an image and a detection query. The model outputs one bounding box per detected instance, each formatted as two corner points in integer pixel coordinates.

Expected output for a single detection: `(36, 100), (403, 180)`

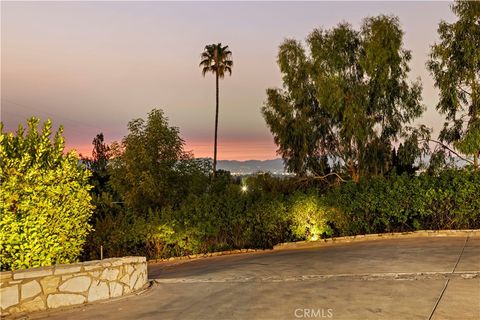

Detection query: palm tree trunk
(213, 71), (219, 179)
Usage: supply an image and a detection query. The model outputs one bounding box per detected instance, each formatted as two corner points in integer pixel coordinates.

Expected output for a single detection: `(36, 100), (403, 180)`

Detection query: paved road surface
(31, 236), (479, 320)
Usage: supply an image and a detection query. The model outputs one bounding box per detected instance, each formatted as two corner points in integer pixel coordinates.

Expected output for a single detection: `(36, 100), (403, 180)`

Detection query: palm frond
(200, 43), (233, 77)
(202, 66), (215, 76)
(199, 58), (212, 67)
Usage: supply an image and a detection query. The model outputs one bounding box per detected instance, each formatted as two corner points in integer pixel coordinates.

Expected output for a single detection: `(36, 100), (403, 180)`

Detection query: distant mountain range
(217, 158), (287, 175)
(214, 154), (470, 176)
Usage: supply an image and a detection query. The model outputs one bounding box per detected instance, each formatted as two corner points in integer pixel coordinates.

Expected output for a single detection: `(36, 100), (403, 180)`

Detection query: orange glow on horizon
(184, 139), (278, 161)
(66, 139), (278, 161)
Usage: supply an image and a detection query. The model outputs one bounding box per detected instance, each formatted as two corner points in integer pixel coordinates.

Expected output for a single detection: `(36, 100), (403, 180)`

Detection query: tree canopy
(262, 15), (424, 181)
(108, 109), (210, 215)
(200, 43), (233, 78)
(427, 1), (480, 169)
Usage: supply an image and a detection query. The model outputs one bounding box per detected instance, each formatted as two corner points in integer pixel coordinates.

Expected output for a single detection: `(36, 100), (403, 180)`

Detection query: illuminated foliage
(288, 193), (332, 241)
(0, 118), (94, 271)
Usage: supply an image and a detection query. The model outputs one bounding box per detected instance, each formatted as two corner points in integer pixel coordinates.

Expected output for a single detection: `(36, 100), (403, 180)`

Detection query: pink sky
(1, 2), (455, 160)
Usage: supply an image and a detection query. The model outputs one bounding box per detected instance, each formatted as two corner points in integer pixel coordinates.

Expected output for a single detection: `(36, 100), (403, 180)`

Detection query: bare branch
(419, 139), (474, 164)
(457, 85), (472, 97)
(296, 172), (349, 183)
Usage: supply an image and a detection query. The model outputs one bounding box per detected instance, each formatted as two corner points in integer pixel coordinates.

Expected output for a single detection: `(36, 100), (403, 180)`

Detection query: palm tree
(200, 43), (233, 179)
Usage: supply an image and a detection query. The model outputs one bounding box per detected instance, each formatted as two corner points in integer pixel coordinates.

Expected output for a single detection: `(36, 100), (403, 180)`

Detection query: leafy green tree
(200, 43), (233, 178)
(109, 109), (210, 216)
(391, 145), (417, 176)
(427, 1), (480, 169)
(91, 133), (110, 182)
(82, 133), (111, 193)
(81, 133), (127, 260)
(263, 16), (424, 181)
(262, 38), (321, 177)
(0, 118), (94, 270)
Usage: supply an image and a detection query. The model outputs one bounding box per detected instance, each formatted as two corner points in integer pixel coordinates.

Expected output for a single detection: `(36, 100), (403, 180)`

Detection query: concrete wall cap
(13, 267), (53, 280)
(0, 271), (13, 281)
(54, 265), (82, 275)
(272, 229), (479, 251)
(122, 256), (146, 264)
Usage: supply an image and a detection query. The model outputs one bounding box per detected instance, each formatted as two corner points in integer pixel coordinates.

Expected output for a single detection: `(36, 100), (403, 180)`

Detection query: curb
(273, 229), (480, 251)
(148, 248), (270, 264)
(148, 229), (479, 264)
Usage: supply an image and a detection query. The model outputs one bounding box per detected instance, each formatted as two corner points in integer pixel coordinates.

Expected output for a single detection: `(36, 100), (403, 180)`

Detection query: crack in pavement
(427, 234), (471, 320)
(153, 271), (480, 283)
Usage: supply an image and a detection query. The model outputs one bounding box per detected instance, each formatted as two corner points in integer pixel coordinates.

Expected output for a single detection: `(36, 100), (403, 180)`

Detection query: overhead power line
(1, 99), (104, 132)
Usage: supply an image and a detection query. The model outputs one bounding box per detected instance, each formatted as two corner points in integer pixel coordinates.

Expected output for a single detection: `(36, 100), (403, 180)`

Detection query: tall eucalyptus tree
(263, 16), (424, 181)
(428, 1), (480, 169)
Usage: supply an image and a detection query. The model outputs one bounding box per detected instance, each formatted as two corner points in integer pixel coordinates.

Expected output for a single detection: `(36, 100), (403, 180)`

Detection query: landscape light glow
(241, 185), (248, 192)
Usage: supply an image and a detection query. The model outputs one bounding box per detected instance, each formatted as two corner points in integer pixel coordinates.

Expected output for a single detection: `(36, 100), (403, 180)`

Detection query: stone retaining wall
(0, 256), (148, 316)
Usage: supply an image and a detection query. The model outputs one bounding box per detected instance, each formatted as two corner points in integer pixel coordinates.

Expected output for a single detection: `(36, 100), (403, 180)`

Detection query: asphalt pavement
(30, 235), (480, 320)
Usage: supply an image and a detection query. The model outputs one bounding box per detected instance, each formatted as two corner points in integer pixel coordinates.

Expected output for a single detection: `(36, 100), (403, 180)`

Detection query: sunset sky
(1, 1), (455, 160)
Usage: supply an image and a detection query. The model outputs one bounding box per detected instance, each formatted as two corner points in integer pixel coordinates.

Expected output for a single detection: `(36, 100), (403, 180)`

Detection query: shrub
(245, 193), (290, 248)
(288, 192), (332, 241)
(0, 118), (94, 271)
(85, 205), (176, 260)
(82, 192), (140, 260)
(419, 169), (480, 229)
(84, 136), (479, 261)
(324, 170), (480, 236)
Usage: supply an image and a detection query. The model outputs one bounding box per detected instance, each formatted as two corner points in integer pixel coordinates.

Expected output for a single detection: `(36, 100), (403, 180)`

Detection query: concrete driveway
(31, 235), (479, 320)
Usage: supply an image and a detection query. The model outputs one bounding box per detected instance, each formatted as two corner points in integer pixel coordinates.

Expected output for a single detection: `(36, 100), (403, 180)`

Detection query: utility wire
(1, 98), (104, 131)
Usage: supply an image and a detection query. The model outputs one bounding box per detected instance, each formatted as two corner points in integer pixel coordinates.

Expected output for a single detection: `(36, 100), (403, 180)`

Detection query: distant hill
(216, 154), (470, 176)
(216, 158), (287, 175)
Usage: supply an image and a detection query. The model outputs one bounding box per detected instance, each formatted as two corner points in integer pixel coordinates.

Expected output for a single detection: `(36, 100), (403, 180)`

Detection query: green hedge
(86, 186), (332, 259)
(85, 169), (479, 260)
(325, 169), (480, 236)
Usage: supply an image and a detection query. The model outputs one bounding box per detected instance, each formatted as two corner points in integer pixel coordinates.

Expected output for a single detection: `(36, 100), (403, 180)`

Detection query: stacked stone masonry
(0, 256), (148, 316)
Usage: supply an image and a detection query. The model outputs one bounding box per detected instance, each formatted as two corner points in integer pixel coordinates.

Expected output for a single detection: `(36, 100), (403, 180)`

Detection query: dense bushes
(325, 169), (480, 236)
(85, 177), (334, 260)
(86, 169), (479, 261)
(82, 109), (479, 261)
(83, 110), (337, 260)
(0, 119), (94, 271)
